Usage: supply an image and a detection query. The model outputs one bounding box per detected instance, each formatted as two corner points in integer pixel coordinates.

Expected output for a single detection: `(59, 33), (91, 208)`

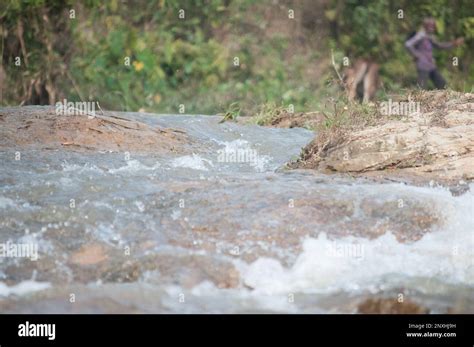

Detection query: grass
(218, 102), (241, 123)
(247, 102), (290, 126)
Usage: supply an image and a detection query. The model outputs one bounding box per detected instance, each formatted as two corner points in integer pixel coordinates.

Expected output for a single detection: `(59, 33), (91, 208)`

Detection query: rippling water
(0, 108), (473, 313)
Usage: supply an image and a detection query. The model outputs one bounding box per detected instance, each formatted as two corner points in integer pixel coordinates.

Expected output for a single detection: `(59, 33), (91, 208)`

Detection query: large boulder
(295, 91), (474, 184)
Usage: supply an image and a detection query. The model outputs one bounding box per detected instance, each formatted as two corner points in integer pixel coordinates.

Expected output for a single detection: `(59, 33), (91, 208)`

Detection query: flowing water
(0, 109), (473, 313)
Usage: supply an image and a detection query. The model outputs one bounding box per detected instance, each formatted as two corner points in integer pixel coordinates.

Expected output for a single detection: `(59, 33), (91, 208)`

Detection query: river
(0, 109), (472, 313)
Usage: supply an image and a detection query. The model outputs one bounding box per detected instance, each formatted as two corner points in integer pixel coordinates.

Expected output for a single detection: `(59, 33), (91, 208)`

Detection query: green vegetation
(218, 101), (241, 123)
(250, 103), (290, 126)
(1, 0), (473, 116)
(331, 0), (474, 92)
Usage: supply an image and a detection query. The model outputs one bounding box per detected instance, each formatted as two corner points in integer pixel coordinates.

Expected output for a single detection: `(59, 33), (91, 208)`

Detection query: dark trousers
(417, 69), (446, 89)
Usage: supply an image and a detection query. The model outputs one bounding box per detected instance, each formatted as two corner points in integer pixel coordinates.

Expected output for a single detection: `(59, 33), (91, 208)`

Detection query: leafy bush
(329, 0), (474, 91)
(1, 0), (472, 114)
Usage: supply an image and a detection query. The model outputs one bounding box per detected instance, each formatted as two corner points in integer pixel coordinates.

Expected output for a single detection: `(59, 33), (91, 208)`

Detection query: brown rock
(0, 106), (191, 153)
(294, 92), (474, 184)
(70, 244), (108, 266)
(357, 297), (429, 314)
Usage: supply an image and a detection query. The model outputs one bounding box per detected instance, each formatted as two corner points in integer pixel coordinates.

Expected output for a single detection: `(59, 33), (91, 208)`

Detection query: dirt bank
(260, 111), (325, 129)
(291, 91), (474, 185)
(0, 106), (191, 153)
(241, 108), (325, 129)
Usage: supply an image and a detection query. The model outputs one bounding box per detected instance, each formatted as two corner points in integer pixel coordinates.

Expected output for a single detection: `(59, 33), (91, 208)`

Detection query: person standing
(405, 17), (464, 89)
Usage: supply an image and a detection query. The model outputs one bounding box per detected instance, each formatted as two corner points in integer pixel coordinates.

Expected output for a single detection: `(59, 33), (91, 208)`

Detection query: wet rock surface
(357, 297), (429, 314)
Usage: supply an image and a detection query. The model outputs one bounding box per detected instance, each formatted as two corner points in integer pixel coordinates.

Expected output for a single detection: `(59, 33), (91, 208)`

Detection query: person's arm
(405, 31), (426, 59)
(431, 38), (454, 49)
(432, 37), (464, 49)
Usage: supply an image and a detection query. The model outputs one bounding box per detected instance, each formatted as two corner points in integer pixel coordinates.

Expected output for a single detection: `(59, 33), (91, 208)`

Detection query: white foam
(109, 160), (161, 174)
(171, 154), (213, 171)
(250, 154), (271, 173)
(242, 186), (474, 294)
(134, 200), (145, 212)
(171, 210), (182, 220)
(216, 139), (272, 172)
(61, 162), (103, 173)
(0, 197), (16, 209)
(0, 280), (50, 297)
(218, 139), (251, 152)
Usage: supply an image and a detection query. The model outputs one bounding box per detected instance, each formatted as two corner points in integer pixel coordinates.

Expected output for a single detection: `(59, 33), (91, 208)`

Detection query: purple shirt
(405, 30), (454, 71)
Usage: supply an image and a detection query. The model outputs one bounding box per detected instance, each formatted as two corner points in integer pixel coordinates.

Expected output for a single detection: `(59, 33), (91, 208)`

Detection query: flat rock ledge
(293, 91), (474, 185)
(0, 106), (191, 153)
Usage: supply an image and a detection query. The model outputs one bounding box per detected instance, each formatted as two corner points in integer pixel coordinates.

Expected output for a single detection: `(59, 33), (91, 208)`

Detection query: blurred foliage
(329, 0), (474, 92)
(0, 0), (473, 114)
